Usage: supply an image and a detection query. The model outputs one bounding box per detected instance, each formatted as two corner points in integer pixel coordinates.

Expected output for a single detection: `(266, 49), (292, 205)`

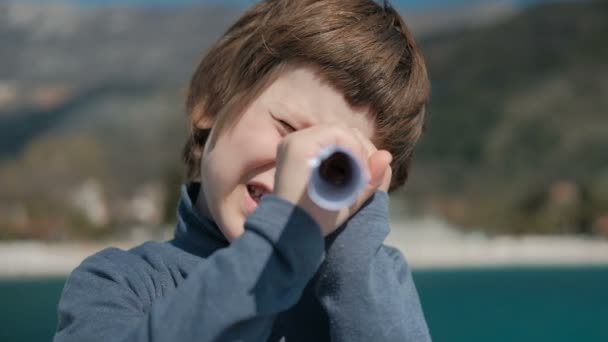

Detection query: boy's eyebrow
(275, 101), (314, 127)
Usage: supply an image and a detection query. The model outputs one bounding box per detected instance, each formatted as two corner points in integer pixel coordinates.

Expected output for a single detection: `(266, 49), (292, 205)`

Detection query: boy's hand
(352, 128), (392, 193)
(273, 123), (392, 237)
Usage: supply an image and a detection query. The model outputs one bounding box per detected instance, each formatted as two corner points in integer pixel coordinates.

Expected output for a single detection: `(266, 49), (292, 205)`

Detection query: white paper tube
(307, 145), (367, 211)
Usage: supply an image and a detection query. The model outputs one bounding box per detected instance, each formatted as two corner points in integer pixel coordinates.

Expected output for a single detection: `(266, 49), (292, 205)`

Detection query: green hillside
(1, 0), (606, 239)
(410, 0), (608, 234)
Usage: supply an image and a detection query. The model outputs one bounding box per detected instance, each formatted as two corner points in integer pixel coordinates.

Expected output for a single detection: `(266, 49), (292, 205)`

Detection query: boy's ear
(191, 107), (214, 130)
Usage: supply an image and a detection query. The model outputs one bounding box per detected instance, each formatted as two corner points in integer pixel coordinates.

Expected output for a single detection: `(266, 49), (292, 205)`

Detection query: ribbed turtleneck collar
(172, 183), (230, 258)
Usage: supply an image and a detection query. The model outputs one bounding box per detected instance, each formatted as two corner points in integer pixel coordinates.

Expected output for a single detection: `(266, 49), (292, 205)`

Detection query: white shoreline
(387, 234), (608, 270)
(2, 219), (608, 278)
(387, 219), (608, 269)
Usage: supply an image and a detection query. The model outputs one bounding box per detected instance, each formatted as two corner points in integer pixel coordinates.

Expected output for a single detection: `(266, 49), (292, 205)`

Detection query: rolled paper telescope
(307, 145), (367, 211)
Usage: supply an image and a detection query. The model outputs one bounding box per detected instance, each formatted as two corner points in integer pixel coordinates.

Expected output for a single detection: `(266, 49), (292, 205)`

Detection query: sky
(18, 0), (553, 11)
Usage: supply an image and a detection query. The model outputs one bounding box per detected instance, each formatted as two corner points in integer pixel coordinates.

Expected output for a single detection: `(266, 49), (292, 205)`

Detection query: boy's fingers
(380, 156), (392, 192)
(348, 150), (391, 216)
(350, 128), (379, 182)
(368, 150), (392, 189)
(351, 128), (378, 156)
(306, 124), (368, 162)
(349, 127), (394, 193)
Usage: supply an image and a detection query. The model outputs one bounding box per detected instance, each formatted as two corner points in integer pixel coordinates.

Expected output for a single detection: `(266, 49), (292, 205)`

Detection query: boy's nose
(251, 167), (276, 193)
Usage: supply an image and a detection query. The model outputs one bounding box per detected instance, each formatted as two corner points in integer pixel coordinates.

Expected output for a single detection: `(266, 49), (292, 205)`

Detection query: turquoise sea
(1, 266), (607, 341)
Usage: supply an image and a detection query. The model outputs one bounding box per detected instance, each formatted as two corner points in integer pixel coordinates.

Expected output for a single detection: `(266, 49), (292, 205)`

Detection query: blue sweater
(54, 183), (431, 341)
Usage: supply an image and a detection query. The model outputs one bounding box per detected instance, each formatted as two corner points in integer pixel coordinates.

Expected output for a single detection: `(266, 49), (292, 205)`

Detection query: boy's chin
(218, 211), (247, 242)
(216, 188), (256, 242)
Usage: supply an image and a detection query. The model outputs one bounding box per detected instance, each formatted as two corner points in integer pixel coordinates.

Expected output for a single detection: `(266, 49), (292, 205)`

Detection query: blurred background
(0, 0), (607, 341)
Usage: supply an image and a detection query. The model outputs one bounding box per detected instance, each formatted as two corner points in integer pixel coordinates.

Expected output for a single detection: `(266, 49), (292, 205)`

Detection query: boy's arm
(315, 191), (432, 341)
(54, 194), (323, 342)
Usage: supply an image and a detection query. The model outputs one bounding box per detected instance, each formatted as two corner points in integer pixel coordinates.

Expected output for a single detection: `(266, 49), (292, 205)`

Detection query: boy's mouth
(247, 183), (270, 203)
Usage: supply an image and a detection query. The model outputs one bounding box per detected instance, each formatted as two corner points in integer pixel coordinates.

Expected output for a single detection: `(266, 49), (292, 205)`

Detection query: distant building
(69, 178), (109, 227)
(0, 82), (18, 110)
(129, 183), (165, 225)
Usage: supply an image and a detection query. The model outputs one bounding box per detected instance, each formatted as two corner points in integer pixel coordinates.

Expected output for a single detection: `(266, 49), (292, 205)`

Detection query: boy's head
(182, 0), (430, 240)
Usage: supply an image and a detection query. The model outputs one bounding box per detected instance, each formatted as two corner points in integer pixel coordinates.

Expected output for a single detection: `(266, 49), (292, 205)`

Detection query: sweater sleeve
(54, 194), (324, 342)
(315, 191), (432, 341)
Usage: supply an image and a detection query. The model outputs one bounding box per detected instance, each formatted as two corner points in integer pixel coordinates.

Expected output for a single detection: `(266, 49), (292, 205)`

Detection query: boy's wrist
(248, 194), (324, 241)
(313, 191), (391, 299)
(324, 190), (390, 246)
(245, 193), (326, 278)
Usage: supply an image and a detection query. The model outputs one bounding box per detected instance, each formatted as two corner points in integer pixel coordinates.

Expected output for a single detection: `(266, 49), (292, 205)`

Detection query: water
(0, 277), (66, 342)
(1, 266), (607, 342)
(415, 266), (608, 341)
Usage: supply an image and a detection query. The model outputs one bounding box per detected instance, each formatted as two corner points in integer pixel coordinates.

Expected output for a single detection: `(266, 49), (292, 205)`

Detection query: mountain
(0, 1), (518, 86)
(0, 2), (240, 84)
(411, 0), (608, 233)
(0, 0), (519, 160)
(0, 0), (605, 238)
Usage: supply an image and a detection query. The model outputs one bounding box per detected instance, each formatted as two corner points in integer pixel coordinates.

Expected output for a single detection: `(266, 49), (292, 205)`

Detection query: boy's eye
(271, 112), (296, 133)
(278, 119), (296, 132)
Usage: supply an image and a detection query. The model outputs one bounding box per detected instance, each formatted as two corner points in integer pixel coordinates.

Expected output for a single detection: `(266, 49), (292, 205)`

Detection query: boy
(54, 0), (431, 341)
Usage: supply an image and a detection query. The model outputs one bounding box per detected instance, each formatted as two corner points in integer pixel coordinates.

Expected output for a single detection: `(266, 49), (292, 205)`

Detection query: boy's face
(196, 65), (375, 241)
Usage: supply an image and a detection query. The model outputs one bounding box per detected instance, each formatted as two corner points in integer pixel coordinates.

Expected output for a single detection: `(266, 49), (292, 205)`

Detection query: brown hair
(183, 0), (430, 192)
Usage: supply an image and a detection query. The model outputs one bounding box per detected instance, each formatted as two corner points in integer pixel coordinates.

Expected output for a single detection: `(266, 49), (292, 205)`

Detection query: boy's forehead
(259, 67), (375, 138)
